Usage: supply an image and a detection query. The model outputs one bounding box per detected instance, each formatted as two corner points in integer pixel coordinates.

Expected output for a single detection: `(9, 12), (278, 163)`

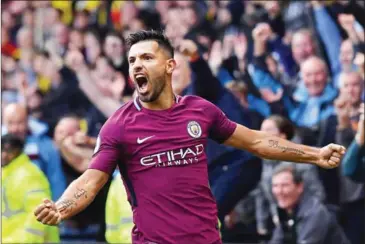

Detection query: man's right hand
(338, 14), (355, 32)
(34, 199), (62, 226)
(72, 131), (89, 146)
(252, 23), (273, 43)
(177, 39), (199, 60)
(334, 95), (351, 129)
(65, 50), (87, 72)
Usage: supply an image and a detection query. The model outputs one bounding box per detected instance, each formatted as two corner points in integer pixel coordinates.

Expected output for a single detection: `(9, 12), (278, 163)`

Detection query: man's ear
(166, 59), (176, 75)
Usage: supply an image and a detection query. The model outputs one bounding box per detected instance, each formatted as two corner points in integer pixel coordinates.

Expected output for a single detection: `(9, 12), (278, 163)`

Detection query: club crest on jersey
(187, 121), (202, 138)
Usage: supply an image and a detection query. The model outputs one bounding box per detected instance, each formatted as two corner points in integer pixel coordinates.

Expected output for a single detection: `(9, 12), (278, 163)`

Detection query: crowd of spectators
(1, 1), (364, 243)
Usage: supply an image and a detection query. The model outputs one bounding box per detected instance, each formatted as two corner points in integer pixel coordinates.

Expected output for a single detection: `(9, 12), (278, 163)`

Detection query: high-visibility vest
(2, 154), (60, 243)
(105, 173), (134, 243)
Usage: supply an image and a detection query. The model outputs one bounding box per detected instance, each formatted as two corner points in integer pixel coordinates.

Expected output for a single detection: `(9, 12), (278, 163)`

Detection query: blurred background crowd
(1, 0), (365, 243)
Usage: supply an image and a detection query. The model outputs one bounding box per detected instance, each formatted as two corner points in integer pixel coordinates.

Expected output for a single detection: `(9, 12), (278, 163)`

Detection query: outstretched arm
(34, 169), (109, 225)
(77, 69), (123, 118)
(178, 39), (221, 102)
(65, 50), (122, 118)
(224, 123), (346, 168)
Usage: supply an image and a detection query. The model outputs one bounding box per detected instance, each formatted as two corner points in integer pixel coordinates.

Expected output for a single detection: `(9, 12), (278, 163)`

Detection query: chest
(121, 111), (211, 168)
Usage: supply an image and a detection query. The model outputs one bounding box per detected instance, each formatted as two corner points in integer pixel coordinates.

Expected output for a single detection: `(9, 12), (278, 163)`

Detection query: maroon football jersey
(89, 95), (237, 244)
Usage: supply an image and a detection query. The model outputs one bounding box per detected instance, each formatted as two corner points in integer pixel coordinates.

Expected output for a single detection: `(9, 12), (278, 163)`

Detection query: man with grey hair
(280, 56), (338, 129)
(302, 70), (365, 223)
(337, 71), (364, 108)
(265, 1), (342, 96)
(335, 71), (364, 147)
(269, 164), (349, 244)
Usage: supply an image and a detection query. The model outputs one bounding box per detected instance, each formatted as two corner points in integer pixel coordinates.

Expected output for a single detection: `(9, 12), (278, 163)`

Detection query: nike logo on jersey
(137, 135), (155, 144)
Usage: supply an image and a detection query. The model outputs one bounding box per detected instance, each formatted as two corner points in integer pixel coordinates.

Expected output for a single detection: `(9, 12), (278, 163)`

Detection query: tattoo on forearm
(74, 187), (88, 199)
(268, 140), (305, 155)
(58, 199), (76, 214)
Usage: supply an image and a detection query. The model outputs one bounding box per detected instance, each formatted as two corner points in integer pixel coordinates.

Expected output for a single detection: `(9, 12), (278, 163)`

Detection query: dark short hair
(125, 30), (174, 58)
(85, 28), (101, 43)
(75, 9), (90, 17)
(95, 54), (116, 71)
(1, 134), (25, 152)
(34, 49), (50, 59)
(272, 164), (303, 185)
(105, 30), (124, 42)
(267, 115), (295, 140)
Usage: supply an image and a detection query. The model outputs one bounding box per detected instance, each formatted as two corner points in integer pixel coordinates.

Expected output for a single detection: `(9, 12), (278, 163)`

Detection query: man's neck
(140, 92), (176, 111)
(1, 162), (10, 168)
(350, 102), (361, 116)
(286, 208), (294, 215)
(2, 153), (22, 168)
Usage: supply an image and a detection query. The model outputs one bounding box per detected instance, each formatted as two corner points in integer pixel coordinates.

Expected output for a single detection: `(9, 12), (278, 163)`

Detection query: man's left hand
(317, 144), (346, 169)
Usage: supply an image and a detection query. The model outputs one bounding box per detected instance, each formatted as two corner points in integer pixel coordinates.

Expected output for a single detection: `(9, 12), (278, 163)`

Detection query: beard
(139, 75), (166, 103)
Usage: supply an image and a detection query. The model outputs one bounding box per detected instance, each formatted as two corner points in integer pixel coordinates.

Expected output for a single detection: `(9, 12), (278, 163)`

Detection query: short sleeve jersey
(89, 95), (237, 244)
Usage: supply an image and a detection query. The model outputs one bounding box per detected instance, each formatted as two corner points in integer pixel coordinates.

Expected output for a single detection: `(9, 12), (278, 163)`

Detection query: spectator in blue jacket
(208, 27), (285, 119)
(268, 2), (343, 97)
(287, 56), (337, 127)
(2, 103), (66, 201)
(291, 4), (364, 100)
(249, 55), (337, 130)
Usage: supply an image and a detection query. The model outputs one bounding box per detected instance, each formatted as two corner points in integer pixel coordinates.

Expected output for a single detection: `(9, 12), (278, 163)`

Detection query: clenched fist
(338, 14), (355, 32)
(252, 23), (273, 43)
(34, 199), (62, 226)
(317, 144), (346, 169)
(177, 39), (199, 60)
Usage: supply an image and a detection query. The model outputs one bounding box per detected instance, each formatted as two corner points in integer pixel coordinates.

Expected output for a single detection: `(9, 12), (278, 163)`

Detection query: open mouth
(135, 74), (148, 93)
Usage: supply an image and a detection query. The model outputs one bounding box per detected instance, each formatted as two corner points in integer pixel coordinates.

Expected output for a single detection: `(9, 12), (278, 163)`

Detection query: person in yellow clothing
(1, 134), (60, 243)
(105, 171), (134, 243)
